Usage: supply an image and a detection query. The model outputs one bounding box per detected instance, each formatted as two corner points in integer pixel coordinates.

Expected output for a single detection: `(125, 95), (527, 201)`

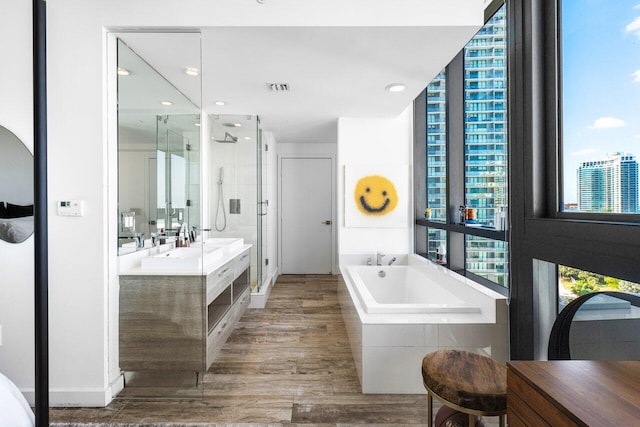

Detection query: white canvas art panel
(344, 164), (409, 228)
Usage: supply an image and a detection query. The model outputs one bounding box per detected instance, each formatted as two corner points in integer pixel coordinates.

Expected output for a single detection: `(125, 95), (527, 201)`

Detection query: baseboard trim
(249, 267), (278, 308)
(22, 373), (124, 407)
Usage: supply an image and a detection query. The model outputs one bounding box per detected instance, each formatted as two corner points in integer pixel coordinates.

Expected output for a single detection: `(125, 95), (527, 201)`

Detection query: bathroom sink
(201, 238), (244, 255)
(140, 247), (223, 272)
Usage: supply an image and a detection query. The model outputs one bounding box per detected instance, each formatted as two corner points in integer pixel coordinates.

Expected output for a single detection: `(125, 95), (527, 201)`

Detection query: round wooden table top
(422, 349), (507, 413)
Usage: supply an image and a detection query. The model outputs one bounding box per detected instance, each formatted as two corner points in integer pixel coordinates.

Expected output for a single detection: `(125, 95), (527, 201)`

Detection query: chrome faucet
(133, 232), (144, 249)
(376, 252), (385, 266)
(388, 257), (397, 266)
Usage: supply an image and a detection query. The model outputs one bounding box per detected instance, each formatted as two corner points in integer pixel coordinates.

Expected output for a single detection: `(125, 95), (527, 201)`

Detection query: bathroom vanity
(119, 245), (251, 376)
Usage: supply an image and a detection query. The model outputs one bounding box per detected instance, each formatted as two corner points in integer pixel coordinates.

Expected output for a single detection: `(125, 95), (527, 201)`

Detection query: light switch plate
(58, 200), (84, 217)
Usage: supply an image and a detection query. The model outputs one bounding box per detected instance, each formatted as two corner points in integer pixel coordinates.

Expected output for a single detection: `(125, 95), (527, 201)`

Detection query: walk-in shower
(208, 114), (268, 292)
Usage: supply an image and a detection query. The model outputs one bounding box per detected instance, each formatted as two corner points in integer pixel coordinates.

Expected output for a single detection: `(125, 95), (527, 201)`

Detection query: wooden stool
(421, 350), (506, 427)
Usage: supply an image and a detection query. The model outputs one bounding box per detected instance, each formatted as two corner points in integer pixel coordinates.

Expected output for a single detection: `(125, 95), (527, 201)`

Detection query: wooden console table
(507, 361), (640, 426)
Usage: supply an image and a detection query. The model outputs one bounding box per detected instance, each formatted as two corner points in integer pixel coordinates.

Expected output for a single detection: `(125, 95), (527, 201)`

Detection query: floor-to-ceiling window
(416, 3), (509, 291)
(507, 0), (640, 359)
(560, 1), (640, 215)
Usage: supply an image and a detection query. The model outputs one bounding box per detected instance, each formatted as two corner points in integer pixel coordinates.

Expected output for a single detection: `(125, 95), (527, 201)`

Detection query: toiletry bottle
(458, 205), (466, 224)
(438, 243), (447, 264)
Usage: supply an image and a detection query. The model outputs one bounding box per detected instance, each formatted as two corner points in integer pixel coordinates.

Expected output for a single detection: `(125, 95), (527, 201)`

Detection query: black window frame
(508, 0), (640, 360)
(552, 1), (640, 223)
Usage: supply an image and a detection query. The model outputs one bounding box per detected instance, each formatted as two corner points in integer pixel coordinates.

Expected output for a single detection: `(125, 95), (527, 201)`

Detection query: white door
(281, 157), (333, 274)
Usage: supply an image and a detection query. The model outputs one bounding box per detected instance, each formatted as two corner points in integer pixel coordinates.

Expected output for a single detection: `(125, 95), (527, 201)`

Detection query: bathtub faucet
(376, 252), (385, 266)
(388, 257), (397, 266)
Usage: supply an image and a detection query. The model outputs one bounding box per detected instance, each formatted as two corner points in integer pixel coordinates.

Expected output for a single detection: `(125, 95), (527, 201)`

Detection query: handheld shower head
(218, 167), (224, 184)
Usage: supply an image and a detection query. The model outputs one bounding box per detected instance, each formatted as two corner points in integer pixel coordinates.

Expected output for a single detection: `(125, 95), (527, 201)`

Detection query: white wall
(0, 0), (478, 406)
(0, 0), (35, 401)
(337, 106), (414, 258)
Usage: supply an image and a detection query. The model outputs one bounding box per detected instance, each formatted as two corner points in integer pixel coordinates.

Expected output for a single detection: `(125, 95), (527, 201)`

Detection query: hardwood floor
(50, 275), (497, 426)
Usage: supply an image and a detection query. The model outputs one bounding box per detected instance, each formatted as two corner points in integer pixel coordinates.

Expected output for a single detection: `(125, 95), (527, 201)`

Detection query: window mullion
(447, 51), (466, 273)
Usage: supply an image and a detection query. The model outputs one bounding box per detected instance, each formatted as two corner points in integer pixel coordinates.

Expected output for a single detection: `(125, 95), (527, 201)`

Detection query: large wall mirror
(116, 35), (201, 254)
(0, 125), (34, 244)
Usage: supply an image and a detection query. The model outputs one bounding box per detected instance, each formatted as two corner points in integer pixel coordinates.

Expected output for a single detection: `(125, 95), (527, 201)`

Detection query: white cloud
(588, 117), (626, 129)
(571, 148), (600, 157)
(632, 70), (640, 82)
(635, 3), (640, 9)
(626, 16), (640, 36)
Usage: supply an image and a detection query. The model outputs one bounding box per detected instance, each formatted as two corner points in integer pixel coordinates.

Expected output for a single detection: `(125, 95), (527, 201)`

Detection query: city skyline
(576, 152), (639, 213)
(426, 5), (508, 286)
(562, 0), (640, 204)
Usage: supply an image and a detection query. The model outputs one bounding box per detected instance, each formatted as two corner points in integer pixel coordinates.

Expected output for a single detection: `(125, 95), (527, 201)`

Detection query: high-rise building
(463, 6), (508, 286)
(426, 72), (446, 222)
(464, 6), (507, 224)
(426, 5), (508, 286)
(577, 152), (639, 213)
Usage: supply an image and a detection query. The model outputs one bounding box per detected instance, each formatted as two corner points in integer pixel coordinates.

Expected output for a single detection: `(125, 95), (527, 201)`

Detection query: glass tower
(577, 153), (639, 213)
(426, 71), (447, 223)
(463, 5), (508, 286)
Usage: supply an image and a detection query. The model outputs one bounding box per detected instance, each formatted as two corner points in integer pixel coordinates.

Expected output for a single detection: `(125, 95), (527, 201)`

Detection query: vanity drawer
(207, 265), (234, 304)
(234, 250), (251, 277)
(205, 285), (251, 369)
(206, 309), (234, 368)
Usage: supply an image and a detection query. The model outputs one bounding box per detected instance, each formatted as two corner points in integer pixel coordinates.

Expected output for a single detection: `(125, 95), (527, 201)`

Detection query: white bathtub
(339, 254), (508, 394)
(347, 265), (481, 314)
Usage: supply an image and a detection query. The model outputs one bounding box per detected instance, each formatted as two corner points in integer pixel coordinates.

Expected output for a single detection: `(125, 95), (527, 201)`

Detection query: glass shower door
(154, 115), (195, 235)
(257, 125), (269, 293)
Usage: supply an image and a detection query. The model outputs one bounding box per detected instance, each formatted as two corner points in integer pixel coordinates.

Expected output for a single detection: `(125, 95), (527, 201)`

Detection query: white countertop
(119, 244), (251, 276)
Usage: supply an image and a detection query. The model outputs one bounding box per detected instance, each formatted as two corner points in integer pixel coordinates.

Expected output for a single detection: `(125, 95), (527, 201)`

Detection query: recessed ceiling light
(117, 67), (130, 76)
(222, 122), (242, 128)
(194, 123), (201, 127)
(184, 67), (199, 76)
(161, 101), (173, 106)
(214, 100), (226, 106)
(385, 83), (407, 93)
(244, 136), (251, 140)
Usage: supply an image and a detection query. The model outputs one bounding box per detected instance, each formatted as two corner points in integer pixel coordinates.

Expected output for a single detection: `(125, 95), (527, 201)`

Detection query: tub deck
(339, 254), (509, 394)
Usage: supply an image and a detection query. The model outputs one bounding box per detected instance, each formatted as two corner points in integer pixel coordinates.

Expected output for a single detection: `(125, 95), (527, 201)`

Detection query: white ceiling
(118, 22), (481, 144)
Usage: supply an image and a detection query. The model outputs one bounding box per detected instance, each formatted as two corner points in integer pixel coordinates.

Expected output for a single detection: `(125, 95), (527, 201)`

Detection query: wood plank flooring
(49, 274), (498, 426)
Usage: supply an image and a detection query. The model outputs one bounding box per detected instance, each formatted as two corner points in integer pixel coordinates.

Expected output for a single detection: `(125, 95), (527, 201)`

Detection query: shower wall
(207, 115), (260, 288)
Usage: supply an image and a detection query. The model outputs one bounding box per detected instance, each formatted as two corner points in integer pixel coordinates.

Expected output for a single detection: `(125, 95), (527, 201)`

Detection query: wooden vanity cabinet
(507, 361), (640, 426)
(119, 248), (251, 375)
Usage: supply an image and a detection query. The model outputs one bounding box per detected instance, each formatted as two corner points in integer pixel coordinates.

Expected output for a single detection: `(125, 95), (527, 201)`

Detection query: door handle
(322, 220), (332, 225)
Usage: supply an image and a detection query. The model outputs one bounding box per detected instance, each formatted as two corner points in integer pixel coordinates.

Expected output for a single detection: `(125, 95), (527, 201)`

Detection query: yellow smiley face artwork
(354, 175), (398, 216)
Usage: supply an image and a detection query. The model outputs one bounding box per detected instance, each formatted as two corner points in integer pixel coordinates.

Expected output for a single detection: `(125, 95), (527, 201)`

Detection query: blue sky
(562, 0), (640, 203)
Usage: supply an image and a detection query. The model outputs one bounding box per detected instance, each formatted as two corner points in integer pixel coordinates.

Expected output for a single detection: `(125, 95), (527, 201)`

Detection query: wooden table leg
(427, 393), (433, 427)
(499, 414), (505, 427)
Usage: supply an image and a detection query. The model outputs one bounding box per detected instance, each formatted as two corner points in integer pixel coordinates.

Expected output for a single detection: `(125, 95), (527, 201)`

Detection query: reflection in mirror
(117, 37), (200, 255)
(0, 125), (34, 243)
(569, 292), (640, 360)
(550, 288), (640, 361)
